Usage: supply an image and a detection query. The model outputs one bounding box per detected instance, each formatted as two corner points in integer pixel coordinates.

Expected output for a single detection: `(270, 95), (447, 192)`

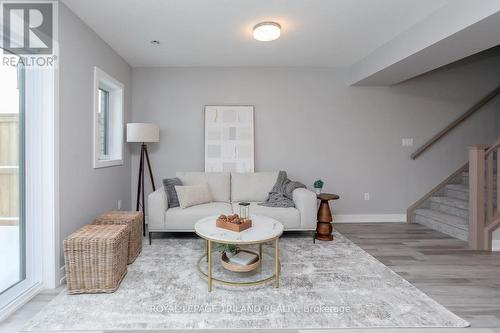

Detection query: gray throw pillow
(162, 177), (182, 208)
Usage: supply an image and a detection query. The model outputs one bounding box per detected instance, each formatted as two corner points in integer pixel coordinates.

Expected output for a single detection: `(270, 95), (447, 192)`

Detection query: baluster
(497, 148), (500, 215)
(486, 153), (494, 223)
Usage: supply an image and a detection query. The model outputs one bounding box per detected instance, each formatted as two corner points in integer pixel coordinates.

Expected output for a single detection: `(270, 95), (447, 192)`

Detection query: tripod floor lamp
(127, 123), (160, 236)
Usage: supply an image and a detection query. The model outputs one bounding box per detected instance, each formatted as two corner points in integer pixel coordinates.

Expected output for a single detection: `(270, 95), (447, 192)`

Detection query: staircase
(407, 86), (500, 248)
(413, 167), (470, 241)
(408, 151), (498, 246)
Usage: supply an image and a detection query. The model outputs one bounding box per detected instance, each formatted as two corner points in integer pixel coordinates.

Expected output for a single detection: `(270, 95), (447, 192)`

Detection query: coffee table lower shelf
(196, 241), (281, 291)
(196, 254), (280, 288)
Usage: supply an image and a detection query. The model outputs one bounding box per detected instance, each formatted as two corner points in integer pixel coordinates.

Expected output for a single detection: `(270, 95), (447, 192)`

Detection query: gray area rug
(24, 232), (469, 331)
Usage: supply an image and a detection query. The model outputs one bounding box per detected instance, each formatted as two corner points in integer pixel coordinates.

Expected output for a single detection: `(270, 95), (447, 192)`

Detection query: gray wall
(56, 1), (500, 260)
(131, 51), (500, 216)
(58, 3), (132, 264)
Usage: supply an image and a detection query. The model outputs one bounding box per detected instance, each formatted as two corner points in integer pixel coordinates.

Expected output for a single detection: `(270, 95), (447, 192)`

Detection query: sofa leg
(149, 232), (152, 245)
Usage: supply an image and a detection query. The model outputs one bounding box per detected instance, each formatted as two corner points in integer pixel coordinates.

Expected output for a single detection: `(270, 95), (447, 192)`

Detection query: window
(93, 67), (124, 168)
(98, 88), (110, 158)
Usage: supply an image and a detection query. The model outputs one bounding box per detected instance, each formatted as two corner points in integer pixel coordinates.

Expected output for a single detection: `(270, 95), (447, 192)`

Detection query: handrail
(411, 85), (500, 160)
(406, 163), (468, 223)
(485, 139), (500, 156)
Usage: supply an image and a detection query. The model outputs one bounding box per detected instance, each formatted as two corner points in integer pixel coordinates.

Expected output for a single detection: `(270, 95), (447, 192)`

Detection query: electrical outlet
(402, 138), (414, 147)
(364, 192), (370, 201)
(117, 200), (122, 210)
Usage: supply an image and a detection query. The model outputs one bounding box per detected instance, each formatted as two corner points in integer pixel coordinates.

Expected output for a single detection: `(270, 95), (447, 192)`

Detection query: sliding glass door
(0, 55), (25, 294)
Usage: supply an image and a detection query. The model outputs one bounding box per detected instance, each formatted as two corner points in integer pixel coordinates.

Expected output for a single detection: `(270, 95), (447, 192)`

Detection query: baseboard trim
(334, 214), (406, 223)
(0, 282), (43, 322)
(59, 265), (66, 285)
(492, 240), (500, 252)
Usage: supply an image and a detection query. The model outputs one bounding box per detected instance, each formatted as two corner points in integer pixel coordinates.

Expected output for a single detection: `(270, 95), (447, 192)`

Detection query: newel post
(497, 147), (500, 212)
(468, 145), (486, 250)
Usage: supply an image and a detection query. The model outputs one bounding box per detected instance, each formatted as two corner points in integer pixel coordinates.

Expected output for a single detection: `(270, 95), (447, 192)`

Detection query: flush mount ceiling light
(150, 40), (160, 46)
(253, 22), (281, 41)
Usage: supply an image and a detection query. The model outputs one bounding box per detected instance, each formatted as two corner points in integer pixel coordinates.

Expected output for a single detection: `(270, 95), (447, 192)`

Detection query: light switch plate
(364, 192), (370, 201)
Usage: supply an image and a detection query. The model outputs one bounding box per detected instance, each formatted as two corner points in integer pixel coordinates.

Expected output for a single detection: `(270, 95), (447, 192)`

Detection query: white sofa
(147, 171), (317, 243)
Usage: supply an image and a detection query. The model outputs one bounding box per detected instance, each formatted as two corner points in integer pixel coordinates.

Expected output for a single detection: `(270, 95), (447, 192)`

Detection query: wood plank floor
(1, 222), (500, 332)
(334, 223), (500, 330)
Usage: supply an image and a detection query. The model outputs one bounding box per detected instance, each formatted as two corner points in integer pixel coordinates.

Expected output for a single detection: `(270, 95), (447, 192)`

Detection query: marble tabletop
(194, 215), (284, 244)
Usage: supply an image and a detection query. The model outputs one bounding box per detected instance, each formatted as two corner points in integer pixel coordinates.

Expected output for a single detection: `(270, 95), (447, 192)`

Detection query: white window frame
(93, 67), (124, 169)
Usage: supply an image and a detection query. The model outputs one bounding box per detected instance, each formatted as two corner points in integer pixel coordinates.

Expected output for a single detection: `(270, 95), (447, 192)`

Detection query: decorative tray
(216, 214), (252, 232)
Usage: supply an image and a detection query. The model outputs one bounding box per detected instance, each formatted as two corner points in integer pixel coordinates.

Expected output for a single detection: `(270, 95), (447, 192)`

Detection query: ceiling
(62, 0), (449, 68)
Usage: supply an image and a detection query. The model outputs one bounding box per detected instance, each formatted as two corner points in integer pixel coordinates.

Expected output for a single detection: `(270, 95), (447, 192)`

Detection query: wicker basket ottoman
(93, 211), (143, 264)
(63, 224), (129, 294)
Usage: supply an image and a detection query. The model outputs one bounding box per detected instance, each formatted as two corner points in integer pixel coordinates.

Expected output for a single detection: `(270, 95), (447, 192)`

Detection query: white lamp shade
(126, 123), (160, 143)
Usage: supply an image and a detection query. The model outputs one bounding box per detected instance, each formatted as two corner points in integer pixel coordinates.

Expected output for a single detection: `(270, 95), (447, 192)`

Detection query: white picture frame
(204, 105), (254, 172)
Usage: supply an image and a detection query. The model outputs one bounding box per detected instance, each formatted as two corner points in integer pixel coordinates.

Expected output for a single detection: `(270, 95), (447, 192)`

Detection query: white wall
(58, 4), (132, 264)
(131, 50), (500, 217)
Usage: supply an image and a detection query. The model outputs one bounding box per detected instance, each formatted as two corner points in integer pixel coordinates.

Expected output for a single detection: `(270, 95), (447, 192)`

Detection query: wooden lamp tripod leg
(135, 145), (143, 211)
(144, 145), (156, 191)
(141, 145), (146, 237)
(143, 144), (156, 242)
(136, 144), (157, 239)
(136, 145), (146, 236)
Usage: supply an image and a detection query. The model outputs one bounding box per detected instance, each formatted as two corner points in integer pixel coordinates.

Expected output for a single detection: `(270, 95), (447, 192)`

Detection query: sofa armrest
(147, 187), (168, 231)
(293, 188), (317, 229)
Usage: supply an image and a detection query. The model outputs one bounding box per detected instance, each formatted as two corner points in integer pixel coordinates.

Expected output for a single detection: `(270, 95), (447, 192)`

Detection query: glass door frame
(0, 3), (59, 312)
(0, 50), (43, 317)
(0, 50), (25, 296)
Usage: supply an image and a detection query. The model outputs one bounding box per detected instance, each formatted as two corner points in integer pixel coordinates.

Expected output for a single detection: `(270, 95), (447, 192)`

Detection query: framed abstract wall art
(204, 105), (254, 172)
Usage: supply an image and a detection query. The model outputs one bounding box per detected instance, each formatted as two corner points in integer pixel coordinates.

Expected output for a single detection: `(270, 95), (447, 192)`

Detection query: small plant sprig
(314, 179), (324, 189)
(216, 243), (239, 255)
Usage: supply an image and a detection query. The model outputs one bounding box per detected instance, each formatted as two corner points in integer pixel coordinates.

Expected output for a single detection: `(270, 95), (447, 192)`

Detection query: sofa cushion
(162, 177), (182, 208)
(175, 183), (212, 209)
(176, 172), (230, 202)
(231, 172), (278, 202)
(165, 202), (233, 230)
(232, 202), (300, 229)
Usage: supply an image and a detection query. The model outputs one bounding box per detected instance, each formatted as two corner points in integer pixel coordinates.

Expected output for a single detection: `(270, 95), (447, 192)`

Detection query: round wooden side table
(314, 193), (340, 243)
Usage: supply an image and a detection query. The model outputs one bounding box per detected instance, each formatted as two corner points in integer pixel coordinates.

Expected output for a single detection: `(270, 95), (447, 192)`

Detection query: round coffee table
(194, 215), (284, 292)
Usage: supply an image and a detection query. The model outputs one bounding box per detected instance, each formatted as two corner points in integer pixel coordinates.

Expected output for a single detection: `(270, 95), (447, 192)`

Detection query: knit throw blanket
(259, 171), (306, 208)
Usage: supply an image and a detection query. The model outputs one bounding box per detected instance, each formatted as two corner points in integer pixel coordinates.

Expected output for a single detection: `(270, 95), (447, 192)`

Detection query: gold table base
(197, 239), (280, 291)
